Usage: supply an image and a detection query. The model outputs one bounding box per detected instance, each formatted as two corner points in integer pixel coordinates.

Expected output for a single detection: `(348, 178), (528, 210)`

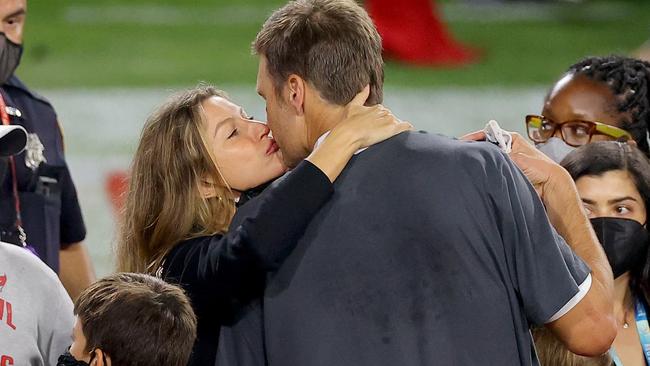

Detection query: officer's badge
(25, 133), (46, 170)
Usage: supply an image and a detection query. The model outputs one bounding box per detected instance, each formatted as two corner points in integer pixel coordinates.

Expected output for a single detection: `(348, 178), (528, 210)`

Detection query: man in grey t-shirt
(215, 1), (617, 365)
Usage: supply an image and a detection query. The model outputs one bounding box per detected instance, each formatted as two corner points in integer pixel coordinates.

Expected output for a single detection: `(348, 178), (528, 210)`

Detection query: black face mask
(0, 32), (22, 84)
(57, 351), (92, 366)
(591, 217), (650, 278)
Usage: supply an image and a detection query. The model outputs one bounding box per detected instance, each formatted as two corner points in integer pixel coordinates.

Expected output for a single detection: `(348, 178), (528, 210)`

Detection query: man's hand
(461, 130), (573, 213)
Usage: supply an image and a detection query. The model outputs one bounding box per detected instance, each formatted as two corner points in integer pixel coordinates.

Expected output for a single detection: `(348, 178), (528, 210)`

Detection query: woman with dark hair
(525, 55), (650, 162)
(535, 141), (650, 366)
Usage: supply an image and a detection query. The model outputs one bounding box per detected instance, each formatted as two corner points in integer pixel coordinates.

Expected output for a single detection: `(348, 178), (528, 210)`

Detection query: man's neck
(306, 104), (347, 150)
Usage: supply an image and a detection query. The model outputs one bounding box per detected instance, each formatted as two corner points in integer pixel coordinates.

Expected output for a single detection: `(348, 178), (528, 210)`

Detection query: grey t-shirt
(219, 131), (590, 366)
(0, 242), (74, 365)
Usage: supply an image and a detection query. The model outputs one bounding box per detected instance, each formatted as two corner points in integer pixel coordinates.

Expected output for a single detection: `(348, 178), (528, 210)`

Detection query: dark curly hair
(567, 55), (650, 155)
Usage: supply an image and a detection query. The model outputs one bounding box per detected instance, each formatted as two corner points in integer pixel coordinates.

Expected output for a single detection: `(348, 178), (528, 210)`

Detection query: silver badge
(25, 133), (46, 170)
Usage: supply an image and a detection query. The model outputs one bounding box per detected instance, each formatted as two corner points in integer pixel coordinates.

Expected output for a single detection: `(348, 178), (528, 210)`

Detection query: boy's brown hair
(74, 272), (197, 366)
(254, 0), (384, 106)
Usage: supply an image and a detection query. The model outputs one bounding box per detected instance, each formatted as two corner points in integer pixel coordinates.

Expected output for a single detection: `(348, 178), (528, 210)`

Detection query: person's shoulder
(163, 235), (226, 272)
(3, 76), (54, 108)
(383, 130), (506, 164)
(0, 242), (62, 287)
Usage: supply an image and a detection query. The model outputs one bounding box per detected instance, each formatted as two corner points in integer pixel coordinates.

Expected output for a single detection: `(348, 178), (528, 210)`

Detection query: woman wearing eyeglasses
(525, 55), (649, 162)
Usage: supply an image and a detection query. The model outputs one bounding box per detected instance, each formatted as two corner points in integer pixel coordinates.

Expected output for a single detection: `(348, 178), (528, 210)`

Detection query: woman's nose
(254, 122), (270, 139)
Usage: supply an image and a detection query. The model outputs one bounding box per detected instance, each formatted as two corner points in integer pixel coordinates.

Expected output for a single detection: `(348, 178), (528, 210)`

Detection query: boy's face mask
(57, 351), (92, 366)
(57, 349), (105, 366)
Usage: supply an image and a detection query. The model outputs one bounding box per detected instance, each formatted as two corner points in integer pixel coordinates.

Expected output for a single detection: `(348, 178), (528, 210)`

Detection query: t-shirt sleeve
(58, 163), (87, 246)
(39, 266), (74, 364)
(489, 148), (591, 325)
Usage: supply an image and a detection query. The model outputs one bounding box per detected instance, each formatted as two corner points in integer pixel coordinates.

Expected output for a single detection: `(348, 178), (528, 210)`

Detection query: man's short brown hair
(75, 273), (197, 366)
(254, 0), (384, 105)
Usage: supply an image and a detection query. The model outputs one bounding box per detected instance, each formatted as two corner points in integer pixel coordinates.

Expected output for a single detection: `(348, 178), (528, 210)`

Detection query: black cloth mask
(57, 351), (92, 366)
(591, 217), (650, 278)
(0, 32), (22, 84)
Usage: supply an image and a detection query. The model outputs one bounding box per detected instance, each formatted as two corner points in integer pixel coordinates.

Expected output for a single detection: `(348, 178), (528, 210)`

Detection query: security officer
(0, 0), (95, 300)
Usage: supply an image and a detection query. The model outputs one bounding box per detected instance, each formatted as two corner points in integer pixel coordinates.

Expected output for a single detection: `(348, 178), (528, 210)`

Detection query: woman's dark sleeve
(164, 160), (333, 320)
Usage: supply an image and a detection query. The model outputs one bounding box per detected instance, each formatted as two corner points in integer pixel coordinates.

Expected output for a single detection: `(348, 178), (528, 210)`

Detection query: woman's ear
(627, 139), (638, 147)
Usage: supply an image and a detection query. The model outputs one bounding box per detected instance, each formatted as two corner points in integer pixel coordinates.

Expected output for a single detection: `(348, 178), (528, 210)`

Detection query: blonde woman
(116, 85), (409, 365)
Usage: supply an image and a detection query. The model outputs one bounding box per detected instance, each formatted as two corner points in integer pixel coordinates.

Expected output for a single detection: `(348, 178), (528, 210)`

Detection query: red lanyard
(0, 91), (25, 246)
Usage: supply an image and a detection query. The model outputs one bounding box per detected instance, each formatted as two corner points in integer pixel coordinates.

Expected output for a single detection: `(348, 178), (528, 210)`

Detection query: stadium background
(19, 0), (650, 275)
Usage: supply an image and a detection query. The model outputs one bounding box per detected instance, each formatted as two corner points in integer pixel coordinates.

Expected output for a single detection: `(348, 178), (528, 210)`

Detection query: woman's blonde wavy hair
(116, 85), (236, 274)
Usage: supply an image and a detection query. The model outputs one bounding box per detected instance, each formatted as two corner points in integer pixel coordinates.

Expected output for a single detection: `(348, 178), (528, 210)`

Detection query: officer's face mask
(591, 217), (650, 278)
(535, 137), (576, 163)
(0, 32), (22, 84)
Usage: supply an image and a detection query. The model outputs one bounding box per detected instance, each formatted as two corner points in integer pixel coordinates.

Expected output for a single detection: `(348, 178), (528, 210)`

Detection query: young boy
(57, 272), (197, 366)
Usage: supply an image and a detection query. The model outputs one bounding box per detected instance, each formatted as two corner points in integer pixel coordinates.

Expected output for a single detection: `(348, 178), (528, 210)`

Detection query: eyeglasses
(525, 115), (633, 147)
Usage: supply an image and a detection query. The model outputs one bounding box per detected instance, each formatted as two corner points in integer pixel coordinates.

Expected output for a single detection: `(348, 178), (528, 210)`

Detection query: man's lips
(266, 139), (279, 155)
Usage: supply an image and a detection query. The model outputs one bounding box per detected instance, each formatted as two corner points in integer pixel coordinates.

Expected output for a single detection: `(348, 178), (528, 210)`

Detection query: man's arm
(59, 241), (95, 301)
(462, 131), (616, 355)
(515, 151), (616, 355)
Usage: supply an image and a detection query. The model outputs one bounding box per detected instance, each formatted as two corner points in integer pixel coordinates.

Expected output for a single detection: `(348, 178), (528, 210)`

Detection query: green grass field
(18, 0), (650, 89)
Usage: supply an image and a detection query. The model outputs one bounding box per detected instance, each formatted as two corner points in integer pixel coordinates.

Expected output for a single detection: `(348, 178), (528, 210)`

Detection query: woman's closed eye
(227, 128), (238, 139)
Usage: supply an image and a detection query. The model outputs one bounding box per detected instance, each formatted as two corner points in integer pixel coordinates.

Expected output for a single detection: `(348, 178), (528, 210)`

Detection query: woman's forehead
(202, 96), (240, 118)
(543, 74), (621, 124)
(577, 170), (640, 198)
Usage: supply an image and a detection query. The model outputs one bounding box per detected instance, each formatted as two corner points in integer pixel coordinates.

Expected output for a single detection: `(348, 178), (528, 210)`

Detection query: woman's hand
(306, 87), (411, 183)
(330, 86), (412, 150)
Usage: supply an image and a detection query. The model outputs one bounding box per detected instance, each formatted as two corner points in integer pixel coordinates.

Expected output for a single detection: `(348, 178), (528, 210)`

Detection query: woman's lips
(266, 139), (279, 155)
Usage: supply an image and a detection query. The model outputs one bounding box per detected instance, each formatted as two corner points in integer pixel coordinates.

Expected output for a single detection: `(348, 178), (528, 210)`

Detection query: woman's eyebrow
(607, 196), (638, 205)
(214, 117), (235, 138)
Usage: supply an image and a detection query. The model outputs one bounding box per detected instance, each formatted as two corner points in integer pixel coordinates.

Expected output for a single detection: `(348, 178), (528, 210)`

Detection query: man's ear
(286, 74), (306, 115)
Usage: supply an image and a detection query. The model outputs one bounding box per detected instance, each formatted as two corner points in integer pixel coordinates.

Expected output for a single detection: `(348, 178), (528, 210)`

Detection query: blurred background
(20, 0), (650, 275)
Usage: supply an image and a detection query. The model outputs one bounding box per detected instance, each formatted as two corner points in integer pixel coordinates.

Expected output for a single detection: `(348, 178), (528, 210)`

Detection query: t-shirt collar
(314, 131), (368, 155)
